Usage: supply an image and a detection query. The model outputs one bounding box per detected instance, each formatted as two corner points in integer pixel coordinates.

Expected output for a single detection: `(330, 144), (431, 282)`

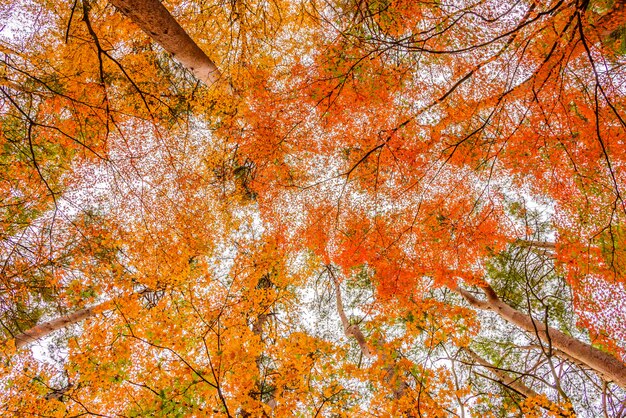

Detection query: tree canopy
(1, 0), (625, 416)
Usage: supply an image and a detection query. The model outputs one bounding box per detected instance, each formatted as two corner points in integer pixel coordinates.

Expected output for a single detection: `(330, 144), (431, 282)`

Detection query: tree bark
(456, 285), (626, 390)
(249, 275), (277, 415)
(329, 267), (411, 403)
(13, 303), (105, 349)
(12, 290), (154, 350)
(109, 0), (222, 86)
(329, 268), (374, 358)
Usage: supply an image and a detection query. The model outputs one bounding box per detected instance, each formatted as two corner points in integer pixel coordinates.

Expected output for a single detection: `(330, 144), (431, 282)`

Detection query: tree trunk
(330, 268), (373, 358)
(456, 285), (626, 390)
(241, 275), (276, 417)
(109, 0), (222, 85)
(12, 290), (154, 349)
(13, 303), (105, 349)
(329, 267), (411, 405)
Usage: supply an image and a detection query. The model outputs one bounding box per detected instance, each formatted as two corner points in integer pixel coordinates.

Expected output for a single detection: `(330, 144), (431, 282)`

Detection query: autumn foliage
(1, 0), (626, 416)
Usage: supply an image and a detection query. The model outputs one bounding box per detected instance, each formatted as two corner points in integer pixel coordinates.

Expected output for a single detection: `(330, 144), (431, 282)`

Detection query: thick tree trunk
(13, 303), (104, 349)
(12, 291), (153, 350)
(109, 0), (222, 85)
(457, 285), (626, 389)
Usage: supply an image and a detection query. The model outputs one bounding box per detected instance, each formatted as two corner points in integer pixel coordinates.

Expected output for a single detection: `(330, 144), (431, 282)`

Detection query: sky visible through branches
(1, 0), (626, 416)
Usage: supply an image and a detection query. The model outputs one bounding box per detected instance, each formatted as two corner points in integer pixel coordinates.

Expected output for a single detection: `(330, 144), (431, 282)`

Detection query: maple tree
(1, 0), (626, 416)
